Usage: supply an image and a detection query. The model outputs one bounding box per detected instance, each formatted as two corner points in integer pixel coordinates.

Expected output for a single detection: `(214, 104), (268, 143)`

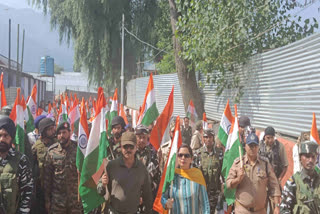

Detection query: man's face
(112, 124), (122, 140)
(125, 109), (130, 116)
(0, 129), (12, 153)
(204, 135), (214, 148)
(136, 134), (148, 150)
(264, 135), (275, 146)
(57, 129), (70, 146)
(300, 153), (317, 171)
(245, 143), (259, 159)
(45, 125), (56, 139)
(184, 118), (189, 127)
(121, 143), (137, 159)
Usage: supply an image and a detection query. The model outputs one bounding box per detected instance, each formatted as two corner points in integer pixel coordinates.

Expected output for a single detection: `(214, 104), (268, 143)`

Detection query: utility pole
(120, 14), (124, 104)
(8, 19), (11, 87)
(16, 24), (20, 87)
(21, 29), (25, 73)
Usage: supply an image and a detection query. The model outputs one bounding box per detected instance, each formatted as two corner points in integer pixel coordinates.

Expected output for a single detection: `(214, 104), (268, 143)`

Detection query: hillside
(0, 3), (74, 72)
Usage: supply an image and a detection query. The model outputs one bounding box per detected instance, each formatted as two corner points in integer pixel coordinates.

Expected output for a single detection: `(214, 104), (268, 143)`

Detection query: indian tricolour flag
(58, 95), (68, 125)
(119, 104), (129, 125)
(9, 88), (25, 153)
(79, 89), (108, 213)
(68, 98), (80, 134)
(218, 100), (234, 147)
(186, 99), (198, 128)
(77, 98), (89, 174)
(137, 73), (159, 126)
(153, 114), (182, 213)
(107, 89), (118, 134)
(26, 84), (37, 133)
(149, 86), (174, 150)
(310, 113), (320, 171)
(221, 104), (243, 205)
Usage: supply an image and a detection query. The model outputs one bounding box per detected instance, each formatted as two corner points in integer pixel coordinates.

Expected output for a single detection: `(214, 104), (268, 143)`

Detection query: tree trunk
(168, 0), (204, 117)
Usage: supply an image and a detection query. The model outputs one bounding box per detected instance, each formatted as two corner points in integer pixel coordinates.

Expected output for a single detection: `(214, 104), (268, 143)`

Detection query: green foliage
(30, 0), (161, 92)
(54, 63), (63, 74)
(152, 0), (176, 74)
(175, 0), (318, 101)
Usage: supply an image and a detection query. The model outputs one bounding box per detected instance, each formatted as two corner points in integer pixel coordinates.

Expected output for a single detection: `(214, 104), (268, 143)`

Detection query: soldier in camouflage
(193, 128), (223, 212)
(107, 116), (126, 160)
(31, 117), (57, 213)
(280, 141), (320, 214)
(44, 122), (83, 213)
(135, 124), (160, 201)
(0, 116), (33, 214)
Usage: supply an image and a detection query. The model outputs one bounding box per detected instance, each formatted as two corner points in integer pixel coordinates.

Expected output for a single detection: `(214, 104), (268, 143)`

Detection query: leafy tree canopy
(30, 0), (161, 93)
(174, 0), (318, 101)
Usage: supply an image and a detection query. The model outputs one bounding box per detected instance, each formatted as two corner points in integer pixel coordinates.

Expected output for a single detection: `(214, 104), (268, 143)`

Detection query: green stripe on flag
(218, 126), (228, 147)
(162, 153), (176, 193)
(141, 102), (159, 126)
(15, 125), (25, 154)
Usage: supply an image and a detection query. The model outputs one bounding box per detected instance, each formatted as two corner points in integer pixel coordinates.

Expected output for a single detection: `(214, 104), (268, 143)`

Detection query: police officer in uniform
(107, 116), (126, 160)
(31, 118), (57, 213)
(226, 133), (281, 214)
(194, 128), (223, 212)
(280, 141), (320, 213)
(44, 122), (83, 213)
(0, 116), (33, 213)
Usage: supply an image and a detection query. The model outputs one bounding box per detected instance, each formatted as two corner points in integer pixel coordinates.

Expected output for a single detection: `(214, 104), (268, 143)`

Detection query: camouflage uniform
(136, 144), (161, 199)
(32, 137), (56, 213)
(194, 145), (223, 212)
(44, 141), (83, 214)
(0, 148), (34, 214)
(107, 137), (122, 161)
(280, 141), (320, 214)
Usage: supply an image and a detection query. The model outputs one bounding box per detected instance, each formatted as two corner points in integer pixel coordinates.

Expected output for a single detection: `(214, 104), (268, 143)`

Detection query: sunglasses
(178, 153), (191, 158)
(122, 144), (135, 150)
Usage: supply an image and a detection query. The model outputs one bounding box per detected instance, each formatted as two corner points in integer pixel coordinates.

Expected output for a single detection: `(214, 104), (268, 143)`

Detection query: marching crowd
(0, 101), (320, 214)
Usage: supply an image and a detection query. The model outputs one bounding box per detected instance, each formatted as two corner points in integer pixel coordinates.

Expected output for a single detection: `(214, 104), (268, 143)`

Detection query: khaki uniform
(44, 141), (83, 214)
(158, 140), (171, 173)
(190, 130), (202, 151)
(226, 155), (281, 214)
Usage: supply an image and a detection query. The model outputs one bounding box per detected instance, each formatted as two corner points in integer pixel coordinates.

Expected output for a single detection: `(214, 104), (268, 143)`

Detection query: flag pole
(77, 171), (80, 202)
(239, 146), (243, 168)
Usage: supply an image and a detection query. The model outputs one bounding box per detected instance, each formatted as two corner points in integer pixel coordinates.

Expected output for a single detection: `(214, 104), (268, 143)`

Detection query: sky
(0, 0), (37, 10)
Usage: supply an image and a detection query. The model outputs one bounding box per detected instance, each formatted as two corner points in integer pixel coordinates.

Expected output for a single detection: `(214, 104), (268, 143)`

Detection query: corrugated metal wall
(127, 33), (320, 138)
(126, 73), (186, 117)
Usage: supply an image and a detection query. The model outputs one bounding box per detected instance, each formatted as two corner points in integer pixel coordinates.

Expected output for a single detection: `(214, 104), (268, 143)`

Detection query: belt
(235, 200), (265, 212)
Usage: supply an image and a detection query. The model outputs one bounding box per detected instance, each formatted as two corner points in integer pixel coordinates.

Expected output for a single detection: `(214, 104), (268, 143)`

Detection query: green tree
(30, 0), (160, 95)
(173, 0), (318, 103)
(54, 63), (63, 74)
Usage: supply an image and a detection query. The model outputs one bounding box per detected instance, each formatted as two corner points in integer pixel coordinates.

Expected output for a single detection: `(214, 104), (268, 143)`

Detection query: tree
(168, 0), (205, 116)
(173, 0), (318, 102)
(54, 63), (63, 74)
(30, 0), (161, 95)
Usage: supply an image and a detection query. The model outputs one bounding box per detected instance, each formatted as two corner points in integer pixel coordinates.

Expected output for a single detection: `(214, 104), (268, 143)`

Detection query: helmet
(39, 118), (55, 134)
(0, 105), (13, 116)
(111, 116), (126, 129)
